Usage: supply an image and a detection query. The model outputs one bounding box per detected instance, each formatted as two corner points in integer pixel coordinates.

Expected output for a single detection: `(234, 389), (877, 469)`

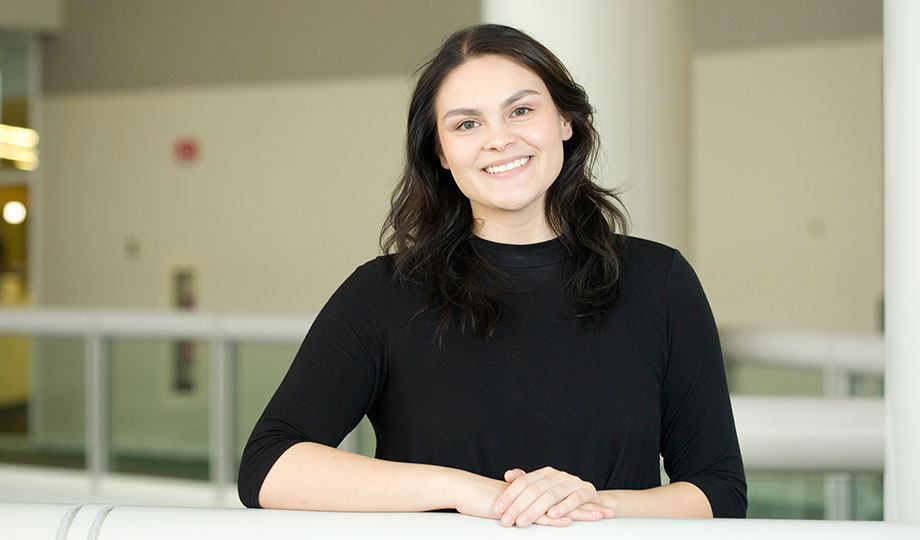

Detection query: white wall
(32, 77), (410, 458)
(29, 32), (885, 469)
(40, 76), (408, 312)
(692, 37), (883, 333)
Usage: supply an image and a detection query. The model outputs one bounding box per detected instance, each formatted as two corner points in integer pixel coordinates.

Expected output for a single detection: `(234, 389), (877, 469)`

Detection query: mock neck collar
(470, 235), (565, 268)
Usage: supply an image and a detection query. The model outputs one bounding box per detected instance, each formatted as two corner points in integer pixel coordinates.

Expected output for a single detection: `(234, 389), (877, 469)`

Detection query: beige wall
(40, 76), (407, 312)
(40, 38), (885, 327)
(0, 0), (63, 32)
(26, 9), (885, 463)
(41, 0), (479, 92)
(691, 37), (883, 332)
(33, 75), (411, 454)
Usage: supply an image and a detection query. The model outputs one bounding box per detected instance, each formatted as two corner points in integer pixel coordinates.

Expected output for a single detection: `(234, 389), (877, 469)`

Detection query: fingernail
(494, 501), (505, 512)
(517, 515), (529, 526)
(548, 508), (559, 518)
(502, 514), (513, 526)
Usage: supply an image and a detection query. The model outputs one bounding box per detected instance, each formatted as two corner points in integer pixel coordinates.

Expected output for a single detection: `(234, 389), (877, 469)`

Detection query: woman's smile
(482, 155), (532, 176)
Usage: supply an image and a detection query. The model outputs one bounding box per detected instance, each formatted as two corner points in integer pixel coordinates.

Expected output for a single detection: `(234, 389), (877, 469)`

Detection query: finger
(534, 514), (573, 527)
(498, 477), (560, 526)
(565, 508), (607, 521)
(504, 467), (553, 484)
(503, 468), (525, 483)
(561, 502), (616, 522)
(493, 477), (527, 515)
(545, 488), (608, 519)
(577, 501), (616, 518)
(508, 480), (575, 527)
(493, 468), (552, 514)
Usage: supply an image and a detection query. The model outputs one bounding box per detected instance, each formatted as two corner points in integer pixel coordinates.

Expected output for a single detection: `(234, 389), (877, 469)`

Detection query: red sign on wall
(174, 137), (200, 165)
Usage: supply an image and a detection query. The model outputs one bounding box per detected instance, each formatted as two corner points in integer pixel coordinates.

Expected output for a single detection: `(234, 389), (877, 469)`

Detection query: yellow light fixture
(0, 124), (40, 170)
(0, 143), (38, 163)
(0, 124), (39, 147)
(2, 201), (27, 225)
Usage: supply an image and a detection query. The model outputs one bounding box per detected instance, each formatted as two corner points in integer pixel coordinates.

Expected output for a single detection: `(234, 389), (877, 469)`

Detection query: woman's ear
(560, 113), (573, 141)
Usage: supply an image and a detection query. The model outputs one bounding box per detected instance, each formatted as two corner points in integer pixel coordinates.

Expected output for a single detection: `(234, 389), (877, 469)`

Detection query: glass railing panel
(850, 374), (884, 397)
(850, 473), (884, 520)
(725, 360), (824, 396)
(233, 340), (381, 478)
(109, 338), (209, 479)
(747, 472), (826, 519)
(747, 471), (884, 520)
(355, 415), (376, 458)
(233, 341), (298, 478)
(0, 335), (85, 469)
(724, 354), (883, 519)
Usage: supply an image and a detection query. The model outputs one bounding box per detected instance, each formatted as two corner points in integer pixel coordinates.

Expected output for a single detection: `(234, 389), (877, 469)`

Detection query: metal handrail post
(85, 330), (109, 492)
(209, 334), (234, 505)
(823, 364), (854, 520)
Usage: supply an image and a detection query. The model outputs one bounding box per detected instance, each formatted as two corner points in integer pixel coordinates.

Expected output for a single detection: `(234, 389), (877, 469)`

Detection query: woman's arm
(657, 251), (747, 517)
(598, 482), (712, 518)
(259, 441), (478, 512)
(259, 442), (610, 526)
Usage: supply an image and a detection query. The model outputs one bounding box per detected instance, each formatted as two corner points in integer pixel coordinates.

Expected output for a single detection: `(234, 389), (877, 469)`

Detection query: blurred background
(0, 0), (884, 520)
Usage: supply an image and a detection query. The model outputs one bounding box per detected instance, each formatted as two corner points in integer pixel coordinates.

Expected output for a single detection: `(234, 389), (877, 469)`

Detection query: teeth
(485, 156), (530, 174)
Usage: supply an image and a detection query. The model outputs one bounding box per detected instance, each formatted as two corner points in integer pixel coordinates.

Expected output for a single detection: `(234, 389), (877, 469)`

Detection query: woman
(238, 24), (746, 526)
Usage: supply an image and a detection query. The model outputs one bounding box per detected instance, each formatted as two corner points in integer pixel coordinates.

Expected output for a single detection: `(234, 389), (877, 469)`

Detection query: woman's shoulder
(618, 235), (680, 273)
(315, 255), (399, 329)
(338, 254), (398, 293)
(617, 235), (705, 298)
(350, 254), (395, 278)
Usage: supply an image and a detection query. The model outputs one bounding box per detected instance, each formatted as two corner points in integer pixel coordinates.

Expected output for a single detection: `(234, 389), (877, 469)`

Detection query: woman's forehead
(435, 55), (549, 113)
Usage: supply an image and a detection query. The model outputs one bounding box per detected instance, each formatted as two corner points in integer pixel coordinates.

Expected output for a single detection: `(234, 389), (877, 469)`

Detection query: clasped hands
(458, 466), (616, 528)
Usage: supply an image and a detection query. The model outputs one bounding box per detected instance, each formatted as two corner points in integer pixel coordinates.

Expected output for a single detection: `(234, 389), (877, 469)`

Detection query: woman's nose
(484, 122), (515, 151)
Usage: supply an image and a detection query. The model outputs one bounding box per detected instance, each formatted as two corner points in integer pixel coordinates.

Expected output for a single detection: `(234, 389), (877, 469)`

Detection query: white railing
(3, 502), (919, 540)
(720, 328), (885, 520)
(0, 309), (885, 511)
(721, 329), (884, 375)
(0, 308), (316, 507)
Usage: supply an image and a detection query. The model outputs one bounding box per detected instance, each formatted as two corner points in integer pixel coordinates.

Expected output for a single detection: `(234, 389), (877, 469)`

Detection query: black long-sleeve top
(238, 236), (747, 517)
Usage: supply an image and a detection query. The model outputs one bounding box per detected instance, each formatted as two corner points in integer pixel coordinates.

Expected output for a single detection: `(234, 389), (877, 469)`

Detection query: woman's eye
(457, 120), (479, 131)
(511, 106), (532, 117)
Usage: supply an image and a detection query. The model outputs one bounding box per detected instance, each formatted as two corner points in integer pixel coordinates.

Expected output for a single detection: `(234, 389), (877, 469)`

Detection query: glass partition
(850, 473), (884, 520)
(109, 338), (210, 479)
(0, 336), (85, 469)
(724, 350), (884, 520)
(725, 361), (824, 396)
(233, 341), (298, 478)
(850, 374), (884, 397)
(233, 340), (378, 480)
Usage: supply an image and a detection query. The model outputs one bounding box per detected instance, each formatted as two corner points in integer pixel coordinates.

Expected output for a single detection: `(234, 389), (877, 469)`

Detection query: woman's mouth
(483, 156), (531, 175)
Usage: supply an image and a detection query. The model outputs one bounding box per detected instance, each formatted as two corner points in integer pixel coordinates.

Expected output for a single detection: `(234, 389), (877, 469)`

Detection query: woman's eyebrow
(441, 89), (542, 122)
(442, 107), (481, 121)
(501, 89), (540, 108)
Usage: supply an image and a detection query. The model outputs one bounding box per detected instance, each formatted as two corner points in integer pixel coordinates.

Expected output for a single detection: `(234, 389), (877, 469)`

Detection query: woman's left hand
(492, 467), (616, 527)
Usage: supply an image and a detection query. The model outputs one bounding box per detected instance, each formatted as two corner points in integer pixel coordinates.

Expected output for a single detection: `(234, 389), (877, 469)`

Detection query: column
(481, 0), (692, 253)
(884, 0), (920, 524)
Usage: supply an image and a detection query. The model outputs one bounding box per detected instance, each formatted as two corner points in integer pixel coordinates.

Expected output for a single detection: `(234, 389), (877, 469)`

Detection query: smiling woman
(239, 24), (746, 526)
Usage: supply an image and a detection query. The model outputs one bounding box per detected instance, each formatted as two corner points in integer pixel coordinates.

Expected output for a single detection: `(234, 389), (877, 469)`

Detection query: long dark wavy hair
(381, 24), (629, 338)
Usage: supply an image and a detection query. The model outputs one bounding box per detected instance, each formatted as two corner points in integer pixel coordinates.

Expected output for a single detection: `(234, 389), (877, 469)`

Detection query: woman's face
(434, 54), (572, 235)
